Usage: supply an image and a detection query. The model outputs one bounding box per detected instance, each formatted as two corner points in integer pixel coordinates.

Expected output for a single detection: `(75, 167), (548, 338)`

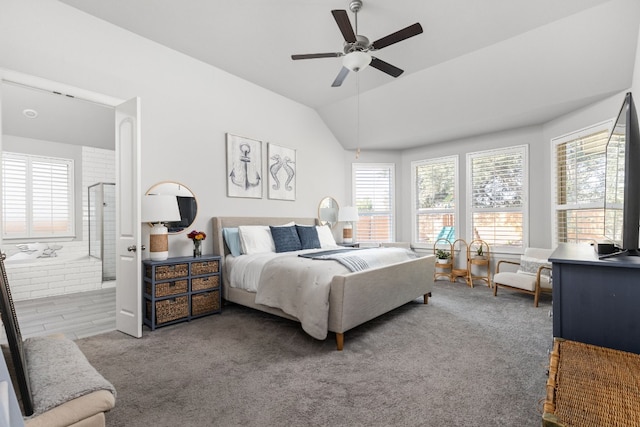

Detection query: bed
(212, 216), (434, 350)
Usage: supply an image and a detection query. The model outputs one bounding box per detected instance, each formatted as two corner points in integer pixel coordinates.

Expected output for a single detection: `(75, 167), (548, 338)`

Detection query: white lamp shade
(142, 194), (181, 261)
(342, 51), (371, 72)
(338, 206), (359, 223)
(141, 195), (181, 224)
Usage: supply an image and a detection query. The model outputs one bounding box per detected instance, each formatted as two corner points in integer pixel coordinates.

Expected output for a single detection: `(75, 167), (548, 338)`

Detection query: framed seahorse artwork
(226, 133), (263, 198)
(267, 143), (296, 201)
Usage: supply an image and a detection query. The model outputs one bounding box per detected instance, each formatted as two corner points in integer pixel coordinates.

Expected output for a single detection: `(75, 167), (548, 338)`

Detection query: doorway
(0, 70), (142, 337)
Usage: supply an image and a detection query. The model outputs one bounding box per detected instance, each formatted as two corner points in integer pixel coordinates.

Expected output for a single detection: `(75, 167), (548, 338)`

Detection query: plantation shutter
(554, 127), (609, 243)
(2, 154), (28, 237)
(413, 156), (457, 243)
(353, 163), (395, 242)
(467, 146), (528, 250)
(2, 152), (74, 239)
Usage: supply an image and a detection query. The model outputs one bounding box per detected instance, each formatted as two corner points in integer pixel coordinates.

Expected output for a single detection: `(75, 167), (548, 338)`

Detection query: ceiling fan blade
(370, 57), (404, 78)
(291, 53), (341, 60)
(331, 67), (350, 87)
(331, 9), (357, 43)
(371, 23), (423, 50)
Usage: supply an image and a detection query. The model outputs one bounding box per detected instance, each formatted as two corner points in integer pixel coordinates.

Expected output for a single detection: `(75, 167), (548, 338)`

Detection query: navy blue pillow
(296, 225), (321, 249)
(270, 225), (302, 253)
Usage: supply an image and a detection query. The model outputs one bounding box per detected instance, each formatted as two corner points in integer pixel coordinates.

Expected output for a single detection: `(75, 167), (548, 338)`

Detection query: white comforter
(226, 247), (418, 340)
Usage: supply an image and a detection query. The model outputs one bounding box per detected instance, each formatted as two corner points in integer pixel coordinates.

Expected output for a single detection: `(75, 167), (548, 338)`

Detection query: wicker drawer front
(145, 263), (189, 281)
(146, 280), (188, 297)
(146, 296), (188, 325)
(191, 290), (220, 316)
(191, 260), (219, 276)
(191, 275), (219, 292)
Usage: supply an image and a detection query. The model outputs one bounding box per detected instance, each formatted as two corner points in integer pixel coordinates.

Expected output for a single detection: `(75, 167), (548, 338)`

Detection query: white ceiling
(7, 0), (640, 151)
(2, 82), (115, 149)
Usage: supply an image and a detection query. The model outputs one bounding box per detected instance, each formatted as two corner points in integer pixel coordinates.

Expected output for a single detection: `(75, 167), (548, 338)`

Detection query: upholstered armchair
(493, 248), (554, 307)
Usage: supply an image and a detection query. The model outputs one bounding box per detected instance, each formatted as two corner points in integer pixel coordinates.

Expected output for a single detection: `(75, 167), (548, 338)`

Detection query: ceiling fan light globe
(343, 51), (371, 72)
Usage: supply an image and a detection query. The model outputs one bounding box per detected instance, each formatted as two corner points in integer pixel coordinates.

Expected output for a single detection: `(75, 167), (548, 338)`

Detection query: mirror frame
(145, 181), (197, 234)
(318, 196), (339, 229)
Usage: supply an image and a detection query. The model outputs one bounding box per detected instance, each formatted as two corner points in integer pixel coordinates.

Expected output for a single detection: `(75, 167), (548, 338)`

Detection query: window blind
(553, 127), (609, 244)
(2, 152), (74, 239)
(467, 146), (527, 250)
(353, 163), (394, 242)
(412, 156), (457, 243)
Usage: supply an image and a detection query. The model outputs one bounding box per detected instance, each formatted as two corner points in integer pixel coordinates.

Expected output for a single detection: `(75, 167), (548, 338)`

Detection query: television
(603, 92), (640, 256)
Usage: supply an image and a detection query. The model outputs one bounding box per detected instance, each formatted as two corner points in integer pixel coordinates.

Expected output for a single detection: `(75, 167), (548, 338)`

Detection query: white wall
(0, 0), (348, 258)
(633, 22), (640, 94)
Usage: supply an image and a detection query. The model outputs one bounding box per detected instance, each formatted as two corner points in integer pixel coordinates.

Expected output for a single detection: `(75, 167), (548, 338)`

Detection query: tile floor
(0, 287), (116, 344)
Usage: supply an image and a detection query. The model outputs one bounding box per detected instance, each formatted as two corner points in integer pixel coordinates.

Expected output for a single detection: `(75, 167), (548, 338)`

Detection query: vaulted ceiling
(27, 0), (640, 150)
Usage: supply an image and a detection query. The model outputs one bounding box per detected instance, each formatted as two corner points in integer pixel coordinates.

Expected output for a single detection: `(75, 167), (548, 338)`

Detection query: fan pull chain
(356, 72), (361, 159)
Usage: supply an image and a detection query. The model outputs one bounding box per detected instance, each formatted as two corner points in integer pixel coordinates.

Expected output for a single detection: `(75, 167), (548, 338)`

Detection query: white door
(115, 97), (142, 338)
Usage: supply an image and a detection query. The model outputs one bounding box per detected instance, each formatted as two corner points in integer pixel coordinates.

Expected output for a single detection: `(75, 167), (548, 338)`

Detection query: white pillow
(316, 225), (337, 248)
(238, 225), (275, 255)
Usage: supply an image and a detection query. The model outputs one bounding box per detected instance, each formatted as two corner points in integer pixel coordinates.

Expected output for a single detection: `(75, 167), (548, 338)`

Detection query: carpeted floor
(77, 281), (553, 426)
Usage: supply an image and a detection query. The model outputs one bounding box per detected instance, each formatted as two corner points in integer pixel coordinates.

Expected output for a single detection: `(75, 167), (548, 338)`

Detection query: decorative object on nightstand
(143, 255), (222, 330)
(338, 206), (359, 244)
(187, 230), (206, 257)
(142, 194), (181, 261)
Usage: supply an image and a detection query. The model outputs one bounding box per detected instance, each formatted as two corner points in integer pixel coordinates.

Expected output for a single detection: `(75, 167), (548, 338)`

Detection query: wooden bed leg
(424, 292), (431, 304)
(336, 333), (344, 351)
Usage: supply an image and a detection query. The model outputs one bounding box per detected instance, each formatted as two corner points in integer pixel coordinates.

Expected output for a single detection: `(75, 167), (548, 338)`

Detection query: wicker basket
(191, 260), (219, 276)
(146, 296), (188, 325)
(191, 291), (220, 316)
(145, 263), (189, 281)
(145, 280), (188, 297)
(543, 338), (640, 427)
(191, 276), (219, 292)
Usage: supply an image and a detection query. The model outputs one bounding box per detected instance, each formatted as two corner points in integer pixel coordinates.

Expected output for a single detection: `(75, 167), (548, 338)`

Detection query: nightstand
(142, 255), (221, 330)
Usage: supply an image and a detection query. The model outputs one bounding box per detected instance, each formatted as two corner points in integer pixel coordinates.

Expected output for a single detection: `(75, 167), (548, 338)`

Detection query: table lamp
(338, 206), (359, 244)
(142, 194), (181, 261)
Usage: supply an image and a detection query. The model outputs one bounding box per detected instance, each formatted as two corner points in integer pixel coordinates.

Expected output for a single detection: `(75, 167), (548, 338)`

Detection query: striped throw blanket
(299, 247), (418, 272)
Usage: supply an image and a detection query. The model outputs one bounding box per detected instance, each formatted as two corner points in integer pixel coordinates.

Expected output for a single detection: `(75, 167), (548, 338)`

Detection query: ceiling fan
(291, 0), (423, 87)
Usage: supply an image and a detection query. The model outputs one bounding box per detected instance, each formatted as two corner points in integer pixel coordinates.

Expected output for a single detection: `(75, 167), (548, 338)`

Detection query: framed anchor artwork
(226, 133), (263, 198)
(267, 143), (296, 201)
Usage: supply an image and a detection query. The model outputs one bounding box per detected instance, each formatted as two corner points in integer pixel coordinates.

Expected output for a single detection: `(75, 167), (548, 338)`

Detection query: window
(352, 163), (395, 242)
(467, 145), (528, 251)
(2, 152), (75, 239)
(552, 122), (611, 245)
(412, 156), (458, 244)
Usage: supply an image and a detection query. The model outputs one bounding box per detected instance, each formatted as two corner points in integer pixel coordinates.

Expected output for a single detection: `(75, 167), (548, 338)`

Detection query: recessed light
(22, 109), (38, 119)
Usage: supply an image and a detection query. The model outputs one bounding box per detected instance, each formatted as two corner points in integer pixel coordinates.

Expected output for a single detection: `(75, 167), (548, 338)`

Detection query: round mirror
(318, 196), (339, 229)
(146, 181), (197, 234)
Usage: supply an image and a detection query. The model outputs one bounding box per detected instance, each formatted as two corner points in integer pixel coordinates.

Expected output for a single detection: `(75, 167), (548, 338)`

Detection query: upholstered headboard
(211, 216), (318, 260)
